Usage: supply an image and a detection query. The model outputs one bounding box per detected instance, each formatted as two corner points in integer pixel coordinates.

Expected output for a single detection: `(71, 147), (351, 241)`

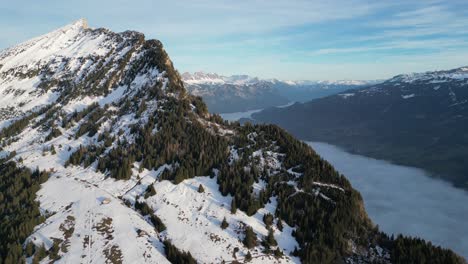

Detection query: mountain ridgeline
(182, 71), (377, 113)
(0, 20), (465, 264)
(253, 67), (468, 191)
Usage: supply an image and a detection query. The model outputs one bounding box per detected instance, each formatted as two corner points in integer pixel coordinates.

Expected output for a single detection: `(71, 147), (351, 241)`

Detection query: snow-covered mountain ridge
(182, 72), (380, 113)
(342, 66), (468, 107)
(0, 18), (166, 126)
(388, 67), (468, 84)
(0, 20), (464, 264)
(182, 71), (378, 86)
(182, 72), (261, 85)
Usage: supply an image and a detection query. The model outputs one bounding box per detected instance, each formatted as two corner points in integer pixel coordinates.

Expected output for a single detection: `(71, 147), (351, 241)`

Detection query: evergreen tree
(221, 217), (229, 229)
(243, 226), (257, 249)
(25, 242), (35, 257)
(163, 240), (196, 264)
(245, 251), (252, 262)
(231, 198), (237, 214)
(232, 247), (239, 259)
(32, 245), (46, 264)
(390, 235), (463, 264)
(48, 239), (61, 261)
(150, 214), (166, 232)
(265, 228), (277, 247)
(45, 127), (62, 142)
(198, 184), (205, 193)
(0, 162), (49, 263)
(144, 184), (157, 198)
(276, 219), (283, 232)
(263, 213), (274, 227)
(274, 248), (283, 258)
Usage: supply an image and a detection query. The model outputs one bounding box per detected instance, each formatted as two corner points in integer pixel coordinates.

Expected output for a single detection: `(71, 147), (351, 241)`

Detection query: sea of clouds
(308, 142), (468, 259)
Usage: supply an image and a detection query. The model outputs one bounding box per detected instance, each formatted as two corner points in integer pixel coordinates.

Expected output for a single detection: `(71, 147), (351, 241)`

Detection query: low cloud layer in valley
(308, 142), (468, 259)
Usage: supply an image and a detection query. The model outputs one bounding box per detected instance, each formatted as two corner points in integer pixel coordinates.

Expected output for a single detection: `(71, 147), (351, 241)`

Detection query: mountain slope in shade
(182, 71), (378, 113)
(0, 21), (465, 264)
(253, 66), (468, 190)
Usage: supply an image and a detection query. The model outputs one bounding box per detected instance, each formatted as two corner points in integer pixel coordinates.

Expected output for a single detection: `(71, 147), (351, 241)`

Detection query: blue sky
(1, 0), (468, 80)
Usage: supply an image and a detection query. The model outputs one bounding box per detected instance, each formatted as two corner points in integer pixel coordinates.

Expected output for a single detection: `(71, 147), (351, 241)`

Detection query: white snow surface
(148, 177), (300, 263)
(0, 19), (92, 72)
(32, 175), (170, 264)
(401, 94), (415, 99)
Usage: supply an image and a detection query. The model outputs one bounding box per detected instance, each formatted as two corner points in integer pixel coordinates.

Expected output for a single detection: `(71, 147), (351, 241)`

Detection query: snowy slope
(0, 18), (159, 126)
(5, 76), (169, 263)
(147, 177), (300, 263)
(1, 20), (459, 264)
(0, 20), (172, 263)
(0, 21), (307, 264)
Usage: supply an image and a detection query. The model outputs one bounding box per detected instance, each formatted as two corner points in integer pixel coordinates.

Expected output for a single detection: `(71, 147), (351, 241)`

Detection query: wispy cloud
(1, 0), (388, 38)
(367, 3), (468, 38)
(309, 38), (468, 55)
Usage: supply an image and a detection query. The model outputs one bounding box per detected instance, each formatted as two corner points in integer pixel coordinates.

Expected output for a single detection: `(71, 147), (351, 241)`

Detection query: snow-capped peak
(0, 19), (91, 72)
(182, 71), (260, 85)
(52, 18), (89, 33)
(0, 19), (166, 123)
(387, 66), (468, 84)
(182, 71), (379, 87)
(181, 71), (224, 84)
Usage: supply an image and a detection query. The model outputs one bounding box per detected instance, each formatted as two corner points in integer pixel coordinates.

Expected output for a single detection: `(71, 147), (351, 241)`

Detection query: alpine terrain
(182, 72), (377, 113)
(253, 67), (468, 190)
(0, 19), (465, 264)
(182, 72), (288, 113)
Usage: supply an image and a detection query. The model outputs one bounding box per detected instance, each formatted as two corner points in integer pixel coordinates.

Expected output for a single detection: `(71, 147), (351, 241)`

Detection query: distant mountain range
(182, 71), (380, 113)
(253, 66), (468, 190)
